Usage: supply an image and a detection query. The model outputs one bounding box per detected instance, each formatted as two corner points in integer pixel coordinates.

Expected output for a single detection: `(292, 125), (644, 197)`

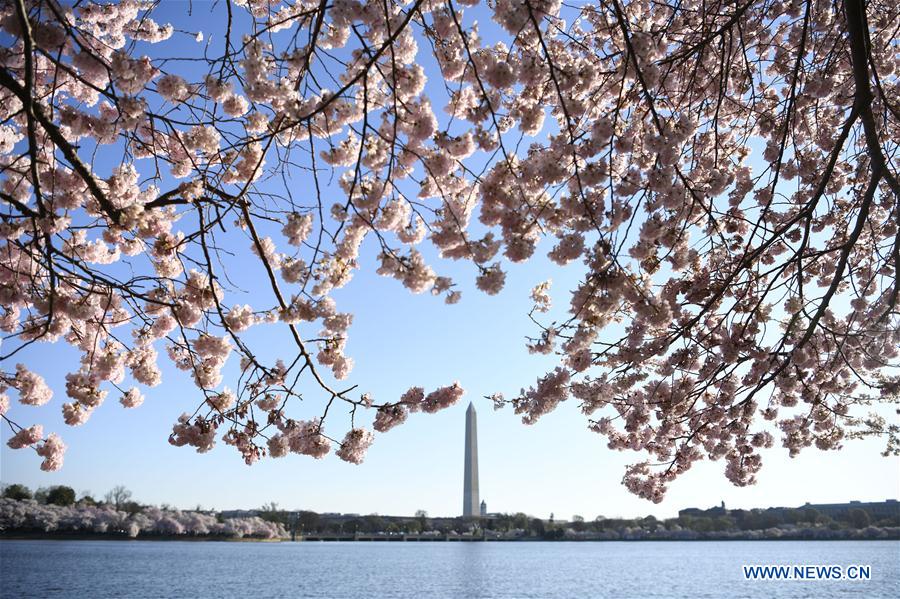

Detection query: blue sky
(2, 0), (899, 519)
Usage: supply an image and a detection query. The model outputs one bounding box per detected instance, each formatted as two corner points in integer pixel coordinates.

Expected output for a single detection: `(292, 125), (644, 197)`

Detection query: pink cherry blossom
(335, 428), (374, 465)
(373, 405), (408, 433)
(13, 364), (52, 406)
(120, 388), (144, 408)
(36, 433), (67, 471)
(6, 425), (43, 449)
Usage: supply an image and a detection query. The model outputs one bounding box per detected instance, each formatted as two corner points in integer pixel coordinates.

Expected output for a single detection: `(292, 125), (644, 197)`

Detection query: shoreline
(0, 533), (282, 542)
(2, 533), (898, 543)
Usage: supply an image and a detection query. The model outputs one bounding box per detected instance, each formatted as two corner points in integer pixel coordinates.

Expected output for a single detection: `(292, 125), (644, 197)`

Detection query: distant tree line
(671, 506), (898, 532)
(256, 505), (471, 535)
(2, 482), (143, 513)
(252, 504), (899, 541)
(5, 482), (897, 541)
(247, 506), (900, 540)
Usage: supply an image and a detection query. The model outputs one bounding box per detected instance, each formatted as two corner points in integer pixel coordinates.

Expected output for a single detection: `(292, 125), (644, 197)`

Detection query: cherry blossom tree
(0, 497), (287, 538)
(0, 0), (897, 502)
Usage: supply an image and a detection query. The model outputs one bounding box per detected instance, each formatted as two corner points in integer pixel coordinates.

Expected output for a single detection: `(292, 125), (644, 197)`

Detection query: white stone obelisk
(463, 402), (480, 518)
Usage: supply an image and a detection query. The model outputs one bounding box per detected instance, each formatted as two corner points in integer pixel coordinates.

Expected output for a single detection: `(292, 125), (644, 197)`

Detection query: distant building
(801, 500), (899, 519)
(219, 509), (259, 519)
(678, 501), (727, 519)
(480, 500), (487, 517)
(679, 499), (899, 520)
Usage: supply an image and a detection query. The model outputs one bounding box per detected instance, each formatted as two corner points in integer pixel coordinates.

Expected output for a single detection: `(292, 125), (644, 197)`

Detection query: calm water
(1, 539), (898, 598)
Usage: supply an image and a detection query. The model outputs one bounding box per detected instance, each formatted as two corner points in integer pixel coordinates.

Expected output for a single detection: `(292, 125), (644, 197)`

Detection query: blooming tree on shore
(0, 497), (286, 538)
(0, 0), (897, 501)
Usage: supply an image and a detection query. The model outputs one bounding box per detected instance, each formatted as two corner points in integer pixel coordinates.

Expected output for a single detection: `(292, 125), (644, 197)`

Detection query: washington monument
(463, 402), (480, 517)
